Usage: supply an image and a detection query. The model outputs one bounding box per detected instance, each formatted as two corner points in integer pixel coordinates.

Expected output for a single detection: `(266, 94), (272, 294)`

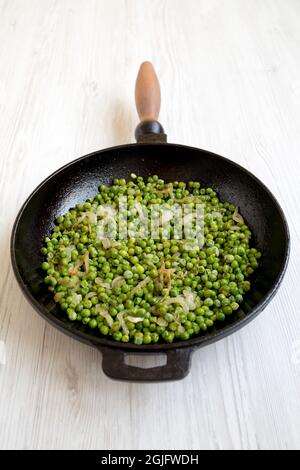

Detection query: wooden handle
(135, 61), (161, 121)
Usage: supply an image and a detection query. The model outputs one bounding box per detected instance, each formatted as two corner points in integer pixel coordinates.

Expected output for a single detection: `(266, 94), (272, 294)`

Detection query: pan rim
(10, 142), (291, 352)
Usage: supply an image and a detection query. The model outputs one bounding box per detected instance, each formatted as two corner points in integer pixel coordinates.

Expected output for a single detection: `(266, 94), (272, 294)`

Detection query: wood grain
(0, 0), (300, 450)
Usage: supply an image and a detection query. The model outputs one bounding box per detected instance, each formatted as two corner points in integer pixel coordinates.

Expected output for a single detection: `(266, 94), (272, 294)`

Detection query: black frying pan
(11, 63), (290, 381)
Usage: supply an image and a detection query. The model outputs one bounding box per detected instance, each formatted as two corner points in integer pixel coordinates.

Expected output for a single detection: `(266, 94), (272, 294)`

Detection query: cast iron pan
(11, 63), (290, 381)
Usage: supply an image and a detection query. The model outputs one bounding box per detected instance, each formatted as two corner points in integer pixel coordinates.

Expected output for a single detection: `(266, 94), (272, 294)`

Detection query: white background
(0, 0), (300, 450)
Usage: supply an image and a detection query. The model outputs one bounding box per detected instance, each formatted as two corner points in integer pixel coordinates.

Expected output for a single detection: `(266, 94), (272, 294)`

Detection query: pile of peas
(41, 175), (261, 345)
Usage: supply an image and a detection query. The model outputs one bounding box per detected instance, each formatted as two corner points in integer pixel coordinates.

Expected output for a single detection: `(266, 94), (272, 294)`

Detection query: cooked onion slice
(95, 277), (111, 289)
(183, 290), (196, 310)
(96, 306), (113, 328)
(83, 252), (90, 273)
(71, 293), (82, 305)
(126, 316), (144, 323)
(101, 238), (112, 249)
(130, 276), (151, 296)
(86, 291), (97, 299)
(233, 207), (244, 224)
(54, 292), (63, 303)
(59, 277), (79, 288)
(117, 312), (129, 335)
(164, 296), (189, 313)
(85, 211), (97, 225)
(111, 276), (125, 289)
(155, 317), (168, 327)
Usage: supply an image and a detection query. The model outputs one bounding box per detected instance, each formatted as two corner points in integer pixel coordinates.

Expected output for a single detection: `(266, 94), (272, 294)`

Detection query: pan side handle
(98, 347), (193, 382)
(135, 62), (167, 143)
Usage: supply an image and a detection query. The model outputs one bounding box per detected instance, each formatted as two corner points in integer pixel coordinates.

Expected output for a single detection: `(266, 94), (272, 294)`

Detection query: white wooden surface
(0, 0), (300, 450)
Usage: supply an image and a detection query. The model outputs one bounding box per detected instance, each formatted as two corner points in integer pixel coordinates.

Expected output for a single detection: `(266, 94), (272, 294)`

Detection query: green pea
(223, 306), (233, 315)
(143, 334), (152, 344)
(180, 331), (190, 341)
(124, 270), (133, 279)
(80, 306), (91, 317)
(67, 309), (77, 321)
(134, 332), (143, 345)
(89, 319), (97, 329)
(231, 302), (239, 311)
(136, 265), (145, 274)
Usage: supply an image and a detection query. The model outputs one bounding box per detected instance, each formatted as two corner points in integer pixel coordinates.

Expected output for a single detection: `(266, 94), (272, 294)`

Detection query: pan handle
(98, 346), (193, 382)
(135, 62), (167, 143)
